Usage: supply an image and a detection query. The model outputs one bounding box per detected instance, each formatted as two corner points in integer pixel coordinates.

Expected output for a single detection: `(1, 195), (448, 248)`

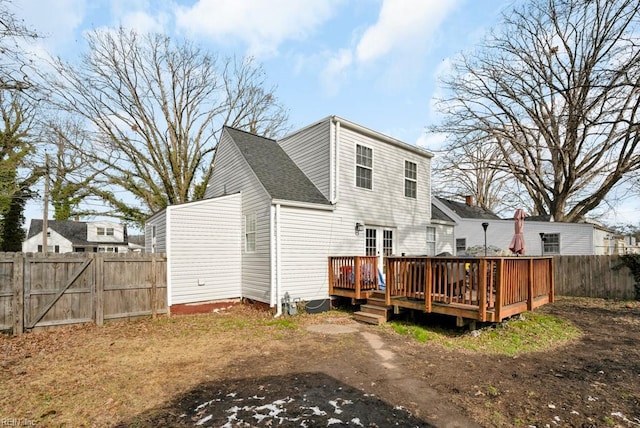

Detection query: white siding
(334, 123), (432, 256)
(22, 229), (73, 253)
(167, 194), (242, 305)
(279, 206), (360, 302)
(86, 221), (125, 243)
(279, 120), (331, 200)
(145, 210), (166, 253)
(452, 218), (596, 256)
(205, 130), (272, 303)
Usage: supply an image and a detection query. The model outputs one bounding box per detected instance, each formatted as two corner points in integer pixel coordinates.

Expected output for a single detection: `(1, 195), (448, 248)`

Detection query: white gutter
(271, 199), (335, 211)
(274, 203), (283, 317)
(165, 210), (172, 308)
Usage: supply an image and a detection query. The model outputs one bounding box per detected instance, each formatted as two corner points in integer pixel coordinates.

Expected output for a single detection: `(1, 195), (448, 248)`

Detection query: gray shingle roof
(27, 219), (90, 245)
(431, 203), (454, 222)
(436, 197), (501, 220)
(225, 127), (331, 205)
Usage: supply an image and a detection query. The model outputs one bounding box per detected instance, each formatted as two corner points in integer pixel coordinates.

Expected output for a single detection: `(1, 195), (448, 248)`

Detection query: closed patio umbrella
(509, 208), (526, 255)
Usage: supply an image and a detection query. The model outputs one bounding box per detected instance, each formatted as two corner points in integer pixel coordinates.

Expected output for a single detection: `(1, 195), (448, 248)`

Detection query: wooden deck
(329, 256), (554, 323)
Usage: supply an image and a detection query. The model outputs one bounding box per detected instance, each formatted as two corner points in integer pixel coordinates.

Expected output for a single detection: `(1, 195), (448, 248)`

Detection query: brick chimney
(465, 195), (473, 206)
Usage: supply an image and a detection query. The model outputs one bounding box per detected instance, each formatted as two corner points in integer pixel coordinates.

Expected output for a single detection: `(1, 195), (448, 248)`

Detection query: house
(23, 219), (129, 253)
(146, 115), (444, 313)
(432, 196), (615, 256)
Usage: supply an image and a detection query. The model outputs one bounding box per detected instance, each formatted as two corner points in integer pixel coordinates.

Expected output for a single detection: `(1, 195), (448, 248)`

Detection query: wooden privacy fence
(554, 255), (636, 300)
(0, 252), (167, 335)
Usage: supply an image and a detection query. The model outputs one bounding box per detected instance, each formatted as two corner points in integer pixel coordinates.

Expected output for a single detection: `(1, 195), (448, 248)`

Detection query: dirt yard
(1, 297), (639, 427)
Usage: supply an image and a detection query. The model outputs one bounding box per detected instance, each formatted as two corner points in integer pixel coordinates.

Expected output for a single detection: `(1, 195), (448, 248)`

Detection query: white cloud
(12, 0), (87, 55)
(174, 0), (343, 57)
(120, 11), (170, 34)
(320, 49), (353, 95)
(356, 0), (462, 64)
(416, 131), (447, 150)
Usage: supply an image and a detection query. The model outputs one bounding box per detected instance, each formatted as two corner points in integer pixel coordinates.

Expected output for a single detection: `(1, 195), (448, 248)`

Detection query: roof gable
(435, 197), (502, 220)
(224, 127), (330, 206)
(27, 219), (89, 244)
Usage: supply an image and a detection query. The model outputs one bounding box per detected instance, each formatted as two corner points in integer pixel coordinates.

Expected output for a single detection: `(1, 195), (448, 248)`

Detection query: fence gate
(24, 255), (95, 330)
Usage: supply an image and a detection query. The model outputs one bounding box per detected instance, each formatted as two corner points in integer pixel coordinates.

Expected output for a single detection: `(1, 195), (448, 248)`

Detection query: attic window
(355, 144), (373, 189)
(97, 227), (115, 236)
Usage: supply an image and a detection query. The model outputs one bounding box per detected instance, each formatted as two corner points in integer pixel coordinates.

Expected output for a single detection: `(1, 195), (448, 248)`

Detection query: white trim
(279, 115), (432, 158)
(166, 208), (172, 307)
(335, 120), (341, 203)
(274, 204), (282, 317)
(355, 142), (374, 191)
(270, 205), (276, 307)
(329, 119), (335, 204)
(403, 159), (417, 199)
(270, 199), (334, 211)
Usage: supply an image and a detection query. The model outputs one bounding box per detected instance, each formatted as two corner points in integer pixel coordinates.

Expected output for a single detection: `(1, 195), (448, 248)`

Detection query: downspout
(274, 203), (283, 317)
(329, 120), (335, 203)
(334, 119), (341, 203)
(270, 205), (277, 312)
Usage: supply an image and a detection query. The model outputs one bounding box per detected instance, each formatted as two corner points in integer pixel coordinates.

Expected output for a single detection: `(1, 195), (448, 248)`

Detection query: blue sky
(12, 0), (639, 225)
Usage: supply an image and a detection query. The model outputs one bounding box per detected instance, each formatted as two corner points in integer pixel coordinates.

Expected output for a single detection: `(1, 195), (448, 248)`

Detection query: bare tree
(431, 132), (530, 215)
(432, 0), (640, 222)
(46, 28), (289, 225)
(0, 0), (38, 91)
(35, 117), (100, 220)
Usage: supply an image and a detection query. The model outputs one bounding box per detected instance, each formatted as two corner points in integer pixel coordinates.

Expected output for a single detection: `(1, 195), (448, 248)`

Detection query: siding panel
(279, 121), (331, 199)
(168, 194), (242, 304)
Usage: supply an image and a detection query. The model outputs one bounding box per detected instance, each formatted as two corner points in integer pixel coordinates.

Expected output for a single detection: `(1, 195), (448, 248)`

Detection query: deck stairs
(353, 291), (393, 325)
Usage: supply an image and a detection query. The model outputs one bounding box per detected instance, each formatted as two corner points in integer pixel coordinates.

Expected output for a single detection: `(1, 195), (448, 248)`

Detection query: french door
(365, 227), (395, 277)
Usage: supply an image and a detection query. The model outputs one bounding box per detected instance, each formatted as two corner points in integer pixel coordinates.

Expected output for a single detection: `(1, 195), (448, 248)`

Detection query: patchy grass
(0, 305), (329, 427)
(388, 312), (581, 356)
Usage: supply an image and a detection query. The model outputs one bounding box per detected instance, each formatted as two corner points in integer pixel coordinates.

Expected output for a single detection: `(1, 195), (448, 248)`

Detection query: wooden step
(360, 304), (390, 318)
(353, 311), (386, 325)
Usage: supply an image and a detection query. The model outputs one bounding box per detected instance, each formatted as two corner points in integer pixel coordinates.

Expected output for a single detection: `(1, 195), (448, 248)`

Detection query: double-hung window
(426, 226), (436, 256)
(404, 161), (417, 198)
(245, 213), (256, 253)
(355, 144), (373, 189)
(543, 233), (560, 255)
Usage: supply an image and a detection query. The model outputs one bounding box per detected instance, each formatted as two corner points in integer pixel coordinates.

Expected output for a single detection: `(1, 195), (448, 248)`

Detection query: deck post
(478, 258), (487, 322)
(425, 258), (432, 313)
(328, 257), (334, 295)
(527, 258), (534, 311)
(549, 257), (555, 303)
(354, 256), (361, 300)
(495, 258), (503, 322)
(385, 258), (392, 306)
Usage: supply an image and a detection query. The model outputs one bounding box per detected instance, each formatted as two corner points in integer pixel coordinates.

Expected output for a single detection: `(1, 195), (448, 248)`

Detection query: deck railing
(328, 255), (554, 322)
(384, 256), (554, 322)
(328, 256), (378, 299)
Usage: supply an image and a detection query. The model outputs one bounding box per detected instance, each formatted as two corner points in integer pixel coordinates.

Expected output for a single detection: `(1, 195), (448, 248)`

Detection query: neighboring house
(432, 196), (615, 256)
(23, 219), (129, 253)
(147, 115), (442, 313)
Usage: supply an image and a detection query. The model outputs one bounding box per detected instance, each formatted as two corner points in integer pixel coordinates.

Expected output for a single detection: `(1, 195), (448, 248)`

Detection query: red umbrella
(509, 209), (526, 255)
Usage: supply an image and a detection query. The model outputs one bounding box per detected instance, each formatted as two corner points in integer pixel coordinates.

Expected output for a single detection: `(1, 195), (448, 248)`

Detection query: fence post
(12, 253), (24, 336)
(549, 257), (555, 303)
(425, 258), (432, 313)
(151, 256), (157, 319)
(495, 259), (503, 322)
(94, 254), (104, 326)
(527, 258), (534, 311)
(328, 257), (334, 295)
